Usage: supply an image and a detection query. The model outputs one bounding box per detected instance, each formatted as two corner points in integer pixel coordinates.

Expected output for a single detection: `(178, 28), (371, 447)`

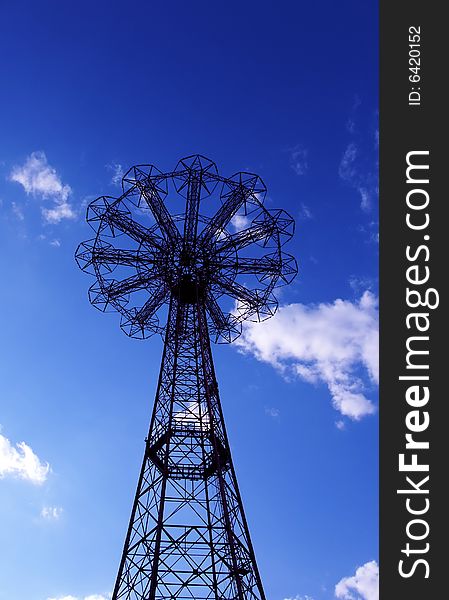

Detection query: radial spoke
(134, 285), (169, 322)
(91, 247), (156, 269)
(105, 207), (164, 250)
(104, 273), (160, 300)
(138, 179), (181, 246)
(213, 276), (261, 306)
(199, 184), (251, 244)
(205, 292), (230, 333)
(183, 173), (201, 244)
(210, 255), (279, 276)
(214, 219), (278, 254)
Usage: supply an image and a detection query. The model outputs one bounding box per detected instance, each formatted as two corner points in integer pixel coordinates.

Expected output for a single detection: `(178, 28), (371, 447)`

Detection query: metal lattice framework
(76, 155), (297, 600)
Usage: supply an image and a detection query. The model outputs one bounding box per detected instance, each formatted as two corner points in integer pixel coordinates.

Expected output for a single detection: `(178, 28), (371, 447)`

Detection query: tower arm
(103, 207), (165, 251)
(137, 179), (181, 246)
(199, 184), (251, 245)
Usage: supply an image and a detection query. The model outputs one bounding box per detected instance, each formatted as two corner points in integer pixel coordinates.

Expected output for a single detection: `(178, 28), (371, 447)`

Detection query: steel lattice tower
(76, 155), (297, 600)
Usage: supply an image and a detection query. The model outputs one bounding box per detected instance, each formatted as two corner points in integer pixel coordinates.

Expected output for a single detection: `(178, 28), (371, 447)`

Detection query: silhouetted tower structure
(76, 155), (297, 600)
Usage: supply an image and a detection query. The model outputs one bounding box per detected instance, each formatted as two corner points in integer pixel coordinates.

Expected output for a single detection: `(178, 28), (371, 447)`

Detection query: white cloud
(335, 560), (379, 600)
(284, 595), (315, 600)
(289, 145), (309, 176)
(107, 162), (124, 186)
(41, 506), (63, 520)
(231, 213), (250, 232)
(173, 402), (210, 428)
(10, 151), (76, 223)
(43, 202), (76, 224)
(50, 239), (61, 247)
(0, 430), (50, 484)
(235, 292), (378, 420)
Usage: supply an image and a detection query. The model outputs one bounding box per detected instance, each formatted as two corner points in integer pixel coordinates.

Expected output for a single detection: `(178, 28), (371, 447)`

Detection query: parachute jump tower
(76, 155), (297, 600)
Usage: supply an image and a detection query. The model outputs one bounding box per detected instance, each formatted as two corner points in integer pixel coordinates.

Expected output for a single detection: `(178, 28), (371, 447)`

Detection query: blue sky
(0, 2), (378, 600)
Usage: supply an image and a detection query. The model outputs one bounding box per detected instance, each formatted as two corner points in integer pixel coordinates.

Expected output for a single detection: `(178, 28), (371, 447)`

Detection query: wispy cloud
(339, 143), (358, 182)
(11, 201), (25, 221)
(346, 118), (356, 134)
(348, 276), (376, 295)
(298, 203), (313, 220)
(235, 292), (378, 420)
(265, 407), (280, 418)
(339, 141), (377, 212)
(9, 151), (76, 223)
(107, 162), (124, 186)
(335, 560), (379, 600)
(356, 222), (379, 245)
(283, 595), (315, 600)
(338, 98), (378, 213)
(41, 506), (63, 520)
(289, 144), (309, 176)
(0, 429), (50, 484)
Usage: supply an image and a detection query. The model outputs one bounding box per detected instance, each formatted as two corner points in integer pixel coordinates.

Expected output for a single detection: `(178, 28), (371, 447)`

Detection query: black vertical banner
(380, 2), (445, 598)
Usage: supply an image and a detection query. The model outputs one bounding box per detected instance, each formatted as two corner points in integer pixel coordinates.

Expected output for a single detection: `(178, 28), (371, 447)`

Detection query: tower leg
(112, 295), (266, 600)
